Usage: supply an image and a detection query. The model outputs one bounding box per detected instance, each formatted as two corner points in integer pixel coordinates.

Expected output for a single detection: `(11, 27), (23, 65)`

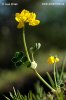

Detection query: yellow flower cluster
(15, 9), (40, 28)
(48, 56), (59, 64)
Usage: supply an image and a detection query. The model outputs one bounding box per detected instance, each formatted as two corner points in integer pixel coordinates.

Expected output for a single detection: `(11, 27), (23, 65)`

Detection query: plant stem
(56, 93), (63, 100)
(22, 27), (31, 62)
(54, 63), (57, 88)
(46, 72), (55, 88)
(22, 26), (56, 93)
(33, 69), (56, 92)
(31, 53), (34, 61)
(60, 55), (66, 80)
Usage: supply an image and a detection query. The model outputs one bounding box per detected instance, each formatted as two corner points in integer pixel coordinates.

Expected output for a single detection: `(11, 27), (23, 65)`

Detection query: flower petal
(21, 9), (30, 22)
(17, 22), (24, 28)
(29, 20), (40, 26)
(15, 13), (21, 22)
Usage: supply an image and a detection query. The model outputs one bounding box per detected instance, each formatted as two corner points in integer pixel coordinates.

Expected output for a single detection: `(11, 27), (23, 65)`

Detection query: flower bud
(31, 61), (37, 69)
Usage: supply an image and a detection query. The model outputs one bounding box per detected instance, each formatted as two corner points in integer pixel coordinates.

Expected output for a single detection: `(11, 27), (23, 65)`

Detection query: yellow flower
(48, 56), (59, 64)
(28, 12), (40, 26)
(17, 21), (24, 28)
(29, 19), (40, 26)
(15, 9), (30, 28)
(15, 13), (21, 22)
(21, 9), (30, 22)
(27, 12), (36, 22)
(15, 9), (40, 28)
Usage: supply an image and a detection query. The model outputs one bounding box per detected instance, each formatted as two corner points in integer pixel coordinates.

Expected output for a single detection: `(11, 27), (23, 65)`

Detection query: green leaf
(60, 56), (66, 80)
(56, 67), (64, 86)
(10, 92), (13, 99)
(15, 60), (22, 66)
(12, 51), (23, 63)
(56, 71), (60, 82)
(26, 61), (31, 68)
(13, 87), (17, 96)
(22, 56), (28, 63)
(12, 57), (18, 63)
(14, 57), (29, 67)
(15, 51), (23, 58)
(5, 96), (10, 100)
(12, 51), (31, 67)
(46, 72), (55, 88)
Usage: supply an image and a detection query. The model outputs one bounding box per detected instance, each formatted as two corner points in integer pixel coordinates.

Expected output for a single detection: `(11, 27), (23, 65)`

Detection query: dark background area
(0, 0), (66, 99)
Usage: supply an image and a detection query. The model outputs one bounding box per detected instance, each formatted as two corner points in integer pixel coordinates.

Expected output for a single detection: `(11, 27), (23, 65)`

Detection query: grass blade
(46, 72), (55, 88)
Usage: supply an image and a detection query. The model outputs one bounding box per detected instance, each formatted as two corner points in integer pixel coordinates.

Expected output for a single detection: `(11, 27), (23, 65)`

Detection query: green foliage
(5, 82), (65, 100)
(5, 83), (45, 100)
(55, 57), (65, 87)
(12, 51), (31, 67)
(35, 82), (45, 100)
(46, 57), (65, 89)
(46, 72), (55, 88)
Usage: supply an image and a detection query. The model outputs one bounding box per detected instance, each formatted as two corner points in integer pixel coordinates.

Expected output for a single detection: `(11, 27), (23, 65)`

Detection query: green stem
(22, 26), (56, 93)
(56, 93), (62, 100)
(54, 63), (57, 88)
(22, 27), (31, 62)
(46, 72), (55, 88)
(60, 55), (66, 80)
(31, 53), (34, 61)
(33, 69), (56, 92)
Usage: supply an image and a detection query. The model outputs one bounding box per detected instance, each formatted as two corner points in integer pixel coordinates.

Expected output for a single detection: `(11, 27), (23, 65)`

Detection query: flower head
(27, 12), (36, 22)
(15, 9), (40, 28)
(48, 56), (59, 64)
(21, 9), (30, 22)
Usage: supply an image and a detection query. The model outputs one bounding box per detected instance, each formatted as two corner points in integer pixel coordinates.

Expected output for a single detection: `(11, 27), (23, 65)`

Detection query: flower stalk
(22, 27), (31, 62)
(33, 69), (56, 92)
(22, 26), (56, 92)
(31, 53), (34, 61)
(54, 62), (57, 88)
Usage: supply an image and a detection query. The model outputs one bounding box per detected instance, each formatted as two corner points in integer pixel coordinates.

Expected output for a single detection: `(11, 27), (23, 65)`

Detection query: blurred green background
(0, 0), (66, 98)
